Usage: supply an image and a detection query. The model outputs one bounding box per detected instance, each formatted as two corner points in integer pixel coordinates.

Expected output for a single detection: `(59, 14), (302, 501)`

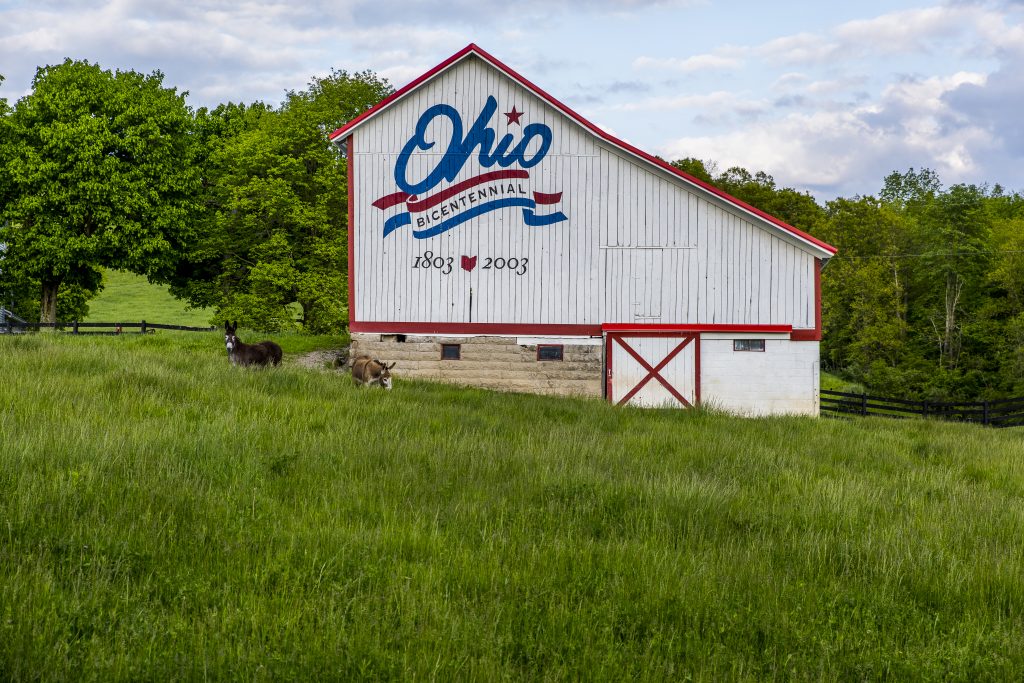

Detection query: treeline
(0, 61), (391, 333)
(674, 160), (1024, 401)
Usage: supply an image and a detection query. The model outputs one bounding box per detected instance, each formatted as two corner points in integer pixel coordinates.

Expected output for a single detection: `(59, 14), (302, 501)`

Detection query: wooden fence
(821, 389), (1024, 428)
(2, 320), (215, 334)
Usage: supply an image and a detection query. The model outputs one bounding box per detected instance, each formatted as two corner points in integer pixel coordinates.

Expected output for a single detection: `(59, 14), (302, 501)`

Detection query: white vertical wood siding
(352, 55), (817, 329)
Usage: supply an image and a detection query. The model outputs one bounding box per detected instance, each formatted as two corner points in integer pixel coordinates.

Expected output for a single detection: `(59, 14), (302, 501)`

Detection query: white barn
(330, 44), (837, 415)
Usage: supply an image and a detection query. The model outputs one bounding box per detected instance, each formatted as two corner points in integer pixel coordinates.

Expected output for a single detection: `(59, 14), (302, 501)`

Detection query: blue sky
(2, 0), (1022, 200)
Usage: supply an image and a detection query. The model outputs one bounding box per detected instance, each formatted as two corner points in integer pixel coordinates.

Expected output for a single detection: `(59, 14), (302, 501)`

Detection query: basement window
(733, 339), (766, 352)
(537, 344), (564, 361)
(441, 343), (461, 360)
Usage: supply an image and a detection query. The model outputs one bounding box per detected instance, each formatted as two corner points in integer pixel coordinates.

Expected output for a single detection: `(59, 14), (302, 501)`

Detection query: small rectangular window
(537, 344), (564, 361)
(441, 343), (461, 360)
(733, 339), (766, 352)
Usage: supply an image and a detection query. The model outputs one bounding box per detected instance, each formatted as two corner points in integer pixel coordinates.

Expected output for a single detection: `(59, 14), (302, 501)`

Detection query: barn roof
(330, 44), (837, 258)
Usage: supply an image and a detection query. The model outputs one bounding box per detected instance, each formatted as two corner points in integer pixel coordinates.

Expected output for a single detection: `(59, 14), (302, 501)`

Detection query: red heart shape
(461, 255), (478, 271)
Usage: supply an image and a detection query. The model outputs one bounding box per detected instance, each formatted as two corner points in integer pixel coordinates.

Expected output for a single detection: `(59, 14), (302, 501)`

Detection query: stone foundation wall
(350, 334), (603, 398)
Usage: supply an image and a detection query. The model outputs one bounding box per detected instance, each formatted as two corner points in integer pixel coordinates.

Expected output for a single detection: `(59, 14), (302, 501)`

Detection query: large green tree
(817, 197), (918, 391)
(0, 74), (10, 204)
(0, 60), (200, 323)
(911, 184), (992, 370)
(169, 69), (391, 333)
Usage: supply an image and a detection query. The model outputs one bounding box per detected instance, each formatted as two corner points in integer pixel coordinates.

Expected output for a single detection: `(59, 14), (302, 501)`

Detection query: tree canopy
(0, 60), (200, 322)
(164, 69), (392, 333)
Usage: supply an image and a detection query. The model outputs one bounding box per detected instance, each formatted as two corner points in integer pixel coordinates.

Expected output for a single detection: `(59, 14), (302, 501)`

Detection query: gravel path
(289, 349), (349, 372)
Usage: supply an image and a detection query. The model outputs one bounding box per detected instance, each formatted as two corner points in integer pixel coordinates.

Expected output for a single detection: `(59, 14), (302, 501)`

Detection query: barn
(330, 44), (837, 415)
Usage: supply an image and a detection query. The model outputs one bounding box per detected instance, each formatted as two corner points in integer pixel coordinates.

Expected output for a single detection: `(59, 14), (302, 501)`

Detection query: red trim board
(605, 338), (613, 400)
(815, 256), (822, 338)
(331, 43), (836, 258)
(347, 137), (355, 327)
(350, 321), (602, 336)
(351, 320), (818, 341)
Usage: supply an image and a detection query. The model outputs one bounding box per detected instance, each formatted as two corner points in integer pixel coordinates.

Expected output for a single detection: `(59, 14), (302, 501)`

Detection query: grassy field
(1, 332), (1023, 680)
(85, 270), (215, 328)
(820, 370), (863, 393)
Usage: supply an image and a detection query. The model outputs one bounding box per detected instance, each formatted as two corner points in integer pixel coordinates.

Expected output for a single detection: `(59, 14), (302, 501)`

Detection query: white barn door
(606, 333), (700, 408)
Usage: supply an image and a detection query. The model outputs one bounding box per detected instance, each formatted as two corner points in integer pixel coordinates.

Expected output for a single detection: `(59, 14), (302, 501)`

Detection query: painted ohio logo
(372, 96), (568, 239)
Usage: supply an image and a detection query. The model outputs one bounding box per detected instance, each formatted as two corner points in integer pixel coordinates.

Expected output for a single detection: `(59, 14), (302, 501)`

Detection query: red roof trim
(330, 43), (837, 257)
(329, 44), (476, 142)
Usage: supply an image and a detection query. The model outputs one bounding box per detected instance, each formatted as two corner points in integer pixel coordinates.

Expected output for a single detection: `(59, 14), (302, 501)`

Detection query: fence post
(983, 400), (990, 426)
(73, 320), (79, 335)
(861, 392), (868, 416)
(141, 320), (147, 334)
(922, 400), (929, 419)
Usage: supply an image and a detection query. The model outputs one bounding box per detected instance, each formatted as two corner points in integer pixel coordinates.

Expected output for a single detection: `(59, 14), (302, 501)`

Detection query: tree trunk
(40, 281), (60, 326)
(943, 273), (963, 368)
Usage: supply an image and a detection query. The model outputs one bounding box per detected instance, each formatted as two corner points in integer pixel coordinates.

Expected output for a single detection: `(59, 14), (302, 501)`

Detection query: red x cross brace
(613, 335), (695, 407)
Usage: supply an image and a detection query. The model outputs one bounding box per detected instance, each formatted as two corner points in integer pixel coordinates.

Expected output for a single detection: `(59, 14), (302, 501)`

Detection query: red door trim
(613, 336), (693, 407)
(606, 332), (700, 408)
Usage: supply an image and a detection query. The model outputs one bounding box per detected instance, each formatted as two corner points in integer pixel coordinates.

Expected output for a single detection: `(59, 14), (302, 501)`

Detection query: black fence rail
(3, 320), (215, 334)
(822, 389), (1024, 428)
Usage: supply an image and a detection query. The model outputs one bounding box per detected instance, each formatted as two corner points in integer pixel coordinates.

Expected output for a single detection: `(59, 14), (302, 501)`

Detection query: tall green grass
(2, 332), (1023, 680)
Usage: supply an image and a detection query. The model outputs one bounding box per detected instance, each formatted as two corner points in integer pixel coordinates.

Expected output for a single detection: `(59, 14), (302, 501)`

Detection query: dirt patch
(289, 349), (349, 372)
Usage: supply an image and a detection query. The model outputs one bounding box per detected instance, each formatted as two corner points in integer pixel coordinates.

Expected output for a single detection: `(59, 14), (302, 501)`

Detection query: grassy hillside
(821, 370), (863, 393)
(85, 270), (214, 327)
(2, 332), (1023, 680)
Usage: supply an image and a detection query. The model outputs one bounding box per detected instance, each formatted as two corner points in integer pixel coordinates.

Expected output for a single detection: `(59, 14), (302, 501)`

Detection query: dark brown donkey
(224, 321), (283, 367)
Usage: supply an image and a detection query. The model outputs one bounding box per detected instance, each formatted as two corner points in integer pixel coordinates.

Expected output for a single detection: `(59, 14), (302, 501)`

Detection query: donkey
(224, 321), (283, 367)
(352, 355), (396, 389)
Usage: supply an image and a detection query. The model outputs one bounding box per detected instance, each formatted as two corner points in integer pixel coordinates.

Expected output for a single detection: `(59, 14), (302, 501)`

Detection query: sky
(2, 0), (1023, 201)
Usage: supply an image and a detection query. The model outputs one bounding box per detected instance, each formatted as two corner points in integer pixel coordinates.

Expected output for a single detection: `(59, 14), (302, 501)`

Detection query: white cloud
(756, 33), (840, 65)
(617, 2), (1024, 196)
(610, 90), (768, 117)
(658, 69), (996, 197)
(805, 77), (867, 96)
(770, 72), (810, 91)
(633, 4), (994, 77)
(633, 54), (742, 73)
(833, 5), (982, 56)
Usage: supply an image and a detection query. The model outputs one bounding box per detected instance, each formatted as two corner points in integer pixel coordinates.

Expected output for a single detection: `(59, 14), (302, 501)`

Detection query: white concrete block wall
(700, 338), (820, 416)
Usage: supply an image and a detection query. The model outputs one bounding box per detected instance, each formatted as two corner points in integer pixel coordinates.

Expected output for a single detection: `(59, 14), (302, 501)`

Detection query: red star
(504, 106), (523, 126)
